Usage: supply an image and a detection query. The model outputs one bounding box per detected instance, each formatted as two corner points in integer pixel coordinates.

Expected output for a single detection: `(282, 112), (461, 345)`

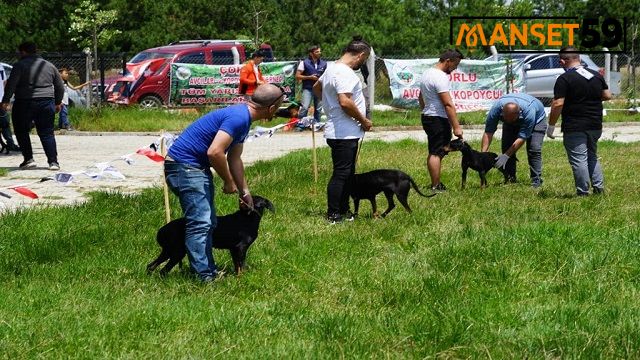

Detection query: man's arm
(227, 142), (253, 210)
(207, 130), (236, 194)
(481, 132), (493, 152)
(53, 66), (65, 112)
(418, 90), (425, 110)
(227, 143), (248, 195)
(438, 91), (462, 138)
(338, 92), (372, 131)
(312, 79), (322, 100)
(296, 69), (318, 83)
(504, 138), (526, 157)
(548, 98), (564, 126)
(602, 89), (613, 101)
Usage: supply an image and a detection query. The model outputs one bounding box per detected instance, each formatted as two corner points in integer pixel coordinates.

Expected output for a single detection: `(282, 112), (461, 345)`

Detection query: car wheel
(139, 95), (163, 109)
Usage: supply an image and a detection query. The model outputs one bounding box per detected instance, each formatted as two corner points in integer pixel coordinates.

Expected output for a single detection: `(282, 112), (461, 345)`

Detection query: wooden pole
(160, 131), (171, 224)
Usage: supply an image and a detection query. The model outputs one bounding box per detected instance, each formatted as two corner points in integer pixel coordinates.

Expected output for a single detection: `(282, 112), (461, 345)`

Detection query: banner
(383, 59), (525, 112)
(169, 61), (298, 106)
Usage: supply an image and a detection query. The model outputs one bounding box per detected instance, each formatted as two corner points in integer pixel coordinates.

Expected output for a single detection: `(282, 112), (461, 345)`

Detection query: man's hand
(309, 75), (319, 81)
(0, 102), (9, 111)
(453, 125), (463, 139)
(55, 104), (62, 113)
(361, 118), (372, 131)
(223, 181), (237, 194)
(239, 192), (253, 212)
(546, 125), (556, 139)
(495, 154), (510, 169)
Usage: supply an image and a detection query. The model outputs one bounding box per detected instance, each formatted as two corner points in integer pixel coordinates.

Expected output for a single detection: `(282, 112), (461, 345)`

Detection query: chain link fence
(1, 51), (639, 110)
(0, 52), (127, 107)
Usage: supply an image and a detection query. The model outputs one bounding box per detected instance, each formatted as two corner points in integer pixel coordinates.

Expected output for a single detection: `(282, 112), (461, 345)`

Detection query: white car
(486, 53), (621, 103)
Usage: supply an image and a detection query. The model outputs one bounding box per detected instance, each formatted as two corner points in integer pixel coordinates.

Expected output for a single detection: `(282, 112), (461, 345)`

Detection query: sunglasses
(267, 84), (286, 108)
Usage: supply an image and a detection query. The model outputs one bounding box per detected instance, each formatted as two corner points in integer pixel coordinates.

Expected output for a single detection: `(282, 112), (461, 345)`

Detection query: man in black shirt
(548, 47), (612, 196)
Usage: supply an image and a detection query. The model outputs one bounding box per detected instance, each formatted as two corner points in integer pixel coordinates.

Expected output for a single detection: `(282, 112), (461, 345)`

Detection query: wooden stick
(160, 131), (171, 224)
(311, 121), (318, 183)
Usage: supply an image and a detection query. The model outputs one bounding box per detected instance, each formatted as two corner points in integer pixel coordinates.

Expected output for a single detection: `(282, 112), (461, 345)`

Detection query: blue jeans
(12, 98), (58, 164)
(164, 161), (218, 279)
(501, 119), (547, 187)
(58, 104), (70, 129)
(299, 88), (322, 123)
(563, 130), (604, 195)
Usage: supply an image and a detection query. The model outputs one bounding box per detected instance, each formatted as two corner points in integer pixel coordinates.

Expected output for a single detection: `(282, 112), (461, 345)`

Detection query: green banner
(170, 61), (298, 106)
(383, 59), (525, 112)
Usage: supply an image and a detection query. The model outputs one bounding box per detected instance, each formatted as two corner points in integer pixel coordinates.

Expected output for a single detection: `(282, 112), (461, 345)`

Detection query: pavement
(1, 124), (640, 213)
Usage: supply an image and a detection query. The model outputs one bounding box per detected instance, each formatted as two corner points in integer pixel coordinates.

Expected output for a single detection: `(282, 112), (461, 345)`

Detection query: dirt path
(1, 124), (639, 213)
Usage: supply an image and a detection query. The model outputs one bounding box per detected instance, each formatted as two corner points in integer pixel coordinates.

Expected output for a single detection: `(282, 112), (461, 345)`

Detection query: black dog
(448, 139), (509, 189)
(146, 195), (275, 276)
(350, 169), (434, 218)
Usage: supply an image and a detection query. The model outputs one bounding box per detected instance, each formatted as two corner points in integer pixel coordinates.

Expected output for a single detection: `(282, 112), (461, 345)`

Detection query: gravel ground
(1, 124), (640, 213)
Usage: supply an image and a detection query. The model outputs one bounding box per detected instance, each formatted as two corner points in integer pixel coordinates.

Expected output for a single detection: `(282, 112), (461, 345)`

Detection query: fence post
(367, 47), (376, 118)
(84, 48), (92, 108)
(100, 56), (106, 103)
(603, 48), (611, 89)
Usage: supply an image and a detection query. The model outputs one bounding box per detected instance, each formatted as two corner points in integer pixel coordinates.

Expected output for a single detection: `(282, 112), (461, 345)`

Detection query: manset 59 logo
(450, 16), (627, 53)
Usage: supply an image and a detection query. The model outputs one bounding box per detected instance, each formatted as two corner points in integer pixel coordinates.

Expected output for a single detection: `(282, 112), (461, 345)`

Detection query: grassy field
(68, 104), (640, 132)
(1, 139), (639, 357)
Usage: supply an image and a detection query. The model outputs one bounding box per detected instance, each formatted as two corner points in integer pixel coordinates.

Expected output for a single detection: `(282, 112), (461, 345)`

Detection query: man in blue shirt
(296, 45), (327, 124)
(164, 84), (284, 282)
(481, 93), (548, 188)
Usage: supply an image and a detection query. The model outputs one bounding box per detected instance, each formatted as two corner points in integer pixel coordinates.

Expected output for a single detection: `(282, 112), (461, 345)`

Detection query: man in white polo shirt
(313, 36), (372, 224)
(419, 49), (464, 192)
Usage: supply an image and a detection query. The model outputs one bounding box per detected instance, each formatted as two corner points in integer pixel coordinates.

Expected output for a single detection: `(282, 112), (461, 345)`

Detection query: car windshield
(129, 52), (175, 64)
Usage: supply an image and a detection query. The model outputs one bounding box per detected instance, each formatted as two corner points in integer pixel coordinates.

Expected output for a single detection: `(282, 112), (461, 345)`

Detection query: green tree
(69, 0), (121, 69)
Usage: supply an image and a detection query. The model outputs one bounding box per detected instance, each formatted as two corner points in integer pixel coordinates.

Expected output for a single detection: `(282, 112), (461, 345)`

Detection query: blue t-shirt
(168, 104), (251, 168)
(484, 93), (546, 139)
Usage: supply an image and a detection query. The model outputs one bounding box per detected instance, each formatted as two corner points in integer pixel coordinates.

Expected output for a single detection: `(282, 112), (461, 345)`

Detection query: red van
(109, 40), (273, 108)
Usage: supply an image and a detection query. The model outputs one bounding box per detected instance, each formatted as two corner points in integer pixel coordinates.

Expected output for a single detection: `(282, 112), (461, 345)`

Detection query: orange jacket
(239, 60), (265, 95)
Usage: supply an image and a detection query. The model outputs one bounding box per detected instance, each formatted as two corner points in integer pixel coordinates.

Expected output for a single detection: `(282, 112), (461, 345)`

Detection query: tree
(69, 0), (121, 70)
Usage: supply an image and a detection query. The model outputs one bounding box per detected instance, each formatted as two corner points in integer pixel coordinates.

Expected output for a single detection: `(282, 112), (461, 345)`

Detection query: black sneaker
(327, 213), (344, 224)
(593, 187), (605, 195)
(19, 159), (36, 169)
(48, 162), (60, 171)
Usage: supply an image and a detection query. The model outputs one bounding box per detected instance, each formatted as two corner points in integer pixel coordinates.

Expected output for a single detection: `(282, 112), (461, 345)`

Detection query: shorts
(421, 115), (452, 156)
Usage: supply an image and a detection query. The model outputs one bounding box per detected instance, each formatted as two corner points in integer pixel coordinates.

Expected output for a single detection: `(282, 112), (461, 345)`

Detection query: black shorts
(421, 115), (452, 156)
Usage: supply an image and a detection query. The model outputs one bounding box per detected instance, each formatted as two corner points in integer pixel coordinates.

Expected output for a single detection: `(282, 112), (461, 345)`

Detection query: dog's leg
(461, 165), (468, 189)
(146, 251), (170, 273)
(381, 190), (396, 217)
(369, 197), (379, 218)
(230, 247), (247, 275)
(353, 197), (361, 217)
(160, 256), (183, 277)
(480, 171), (487, 189)
(396, 183), (412, 213)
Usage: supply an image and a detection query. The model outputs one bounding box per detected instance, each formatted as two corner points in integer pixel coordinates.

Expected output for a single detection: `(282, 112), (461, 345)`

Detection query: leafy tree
(69, 0), (121, 69)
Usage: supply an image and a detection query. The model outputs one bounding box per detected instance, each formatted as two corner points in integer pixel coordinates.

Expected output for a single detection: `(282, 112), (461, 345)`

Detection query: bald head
(502, 102), (520, 123)
(251, 84), (284, 108)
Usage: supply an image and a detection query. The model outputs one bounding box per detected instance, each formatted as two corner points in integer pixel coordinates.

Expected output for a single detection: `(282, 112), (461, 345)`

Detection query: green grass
(0, 168), (7, 177)
(69, 105), (640, 133)
(1, 140), (640, 357)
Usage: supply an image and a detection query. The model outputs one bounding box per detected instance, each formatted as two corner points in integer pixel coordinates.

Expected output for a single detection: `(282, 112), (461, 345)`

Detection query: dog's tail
(409, 177), (436, 198)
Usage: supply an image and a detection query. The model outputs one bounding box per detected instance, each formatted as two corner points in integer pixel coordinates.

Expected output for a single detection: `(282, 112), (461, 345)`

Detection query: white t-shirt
(419, 67), (451, 118)
(0, 67), (5, 100)
(320, 62), (365, 139)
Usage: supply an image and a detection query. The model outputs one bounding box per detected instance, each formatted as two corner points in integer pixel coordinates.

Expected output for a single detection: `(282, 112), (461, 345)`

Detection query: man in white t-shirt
(0, 65), (20, 152)
(313, 36), (372, 224)
(418, 49), (464, 192)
